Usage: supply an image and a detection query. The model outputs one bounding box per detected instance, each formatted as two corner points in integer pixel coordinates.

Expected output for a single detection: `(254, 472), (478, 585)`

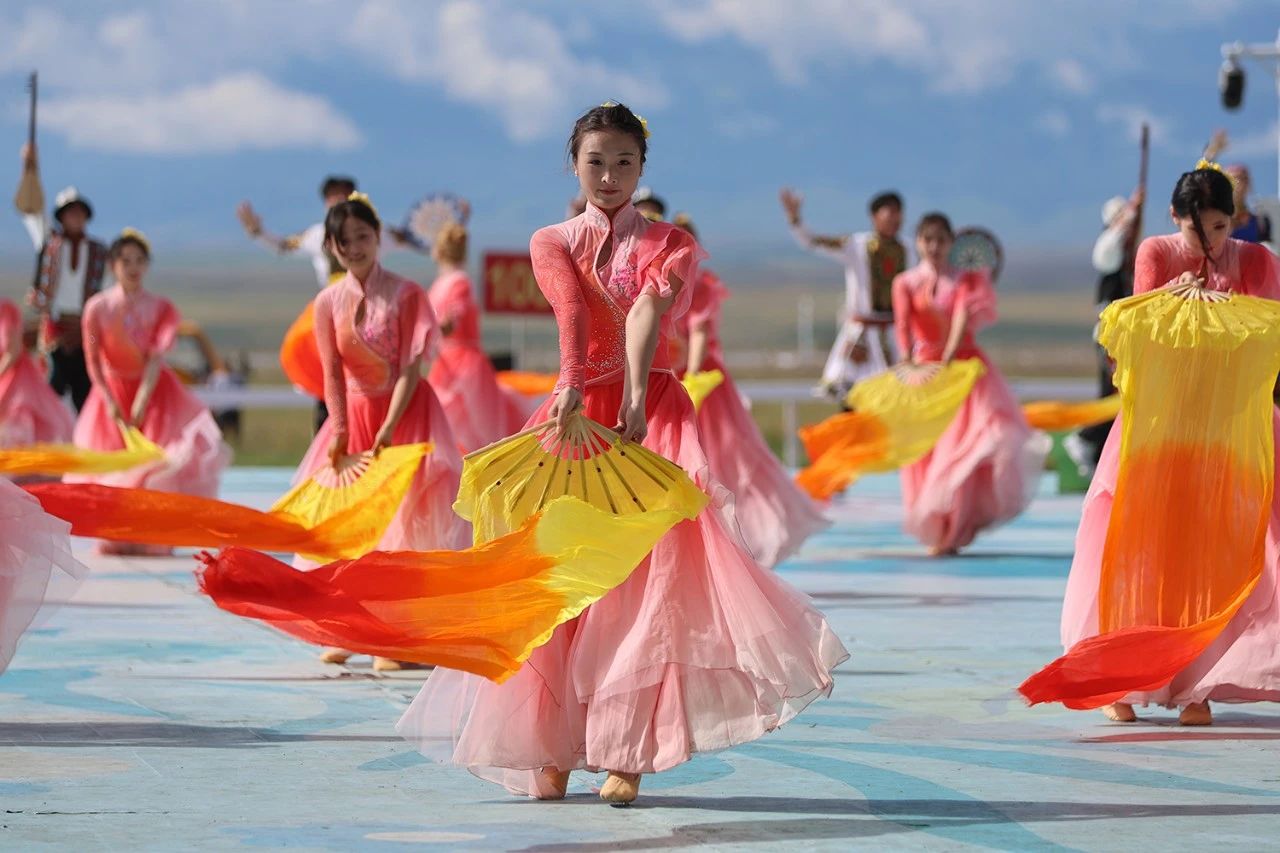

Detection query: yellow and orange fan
(457, 411), (709, 543)
(798, 359), (985, 499)
(681, 370), (724, 412)
(1021, 282), (1280, 708)
(1022, 395), (1120, 433)
(25, 442), (431, 561)
(0, 426), (163, 477)
(270, 442), (432, 561)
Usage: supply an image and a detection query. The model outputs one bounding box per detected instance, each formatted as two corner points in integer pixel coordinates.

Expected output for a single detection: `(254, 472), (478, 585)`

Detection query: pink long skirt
(398, 372), (847, 795)
(428, 342), (528, 453)
(0, 354), (74, 448)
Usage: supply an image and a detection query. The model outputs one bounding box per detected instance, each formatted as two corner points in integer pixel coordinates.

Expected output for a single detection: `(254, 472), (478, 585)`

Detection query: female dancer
(0, 297), (73, 448)
(1060, 167), (1280, 725)
(70, 230), (230, 554)
(301, 195), (469, 669)
(398, 103), (846, 804)
(0, 477), (85, 674)
(427, 222), (527, 452)
(673, 214), (829, 568)
(892, 214), (1044, 555)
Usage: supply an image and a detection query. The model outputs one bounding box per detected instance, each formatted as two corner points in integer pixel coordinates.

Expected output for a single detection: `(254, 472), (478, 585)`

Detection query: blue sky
(0, 1), (1277, 284)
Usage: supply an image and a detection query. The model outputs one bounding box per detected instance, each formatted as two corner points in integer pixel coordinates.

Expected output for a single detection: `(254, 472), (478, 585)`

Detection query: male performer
(14, 143), (108, 411)
(781, 187), (909, 402)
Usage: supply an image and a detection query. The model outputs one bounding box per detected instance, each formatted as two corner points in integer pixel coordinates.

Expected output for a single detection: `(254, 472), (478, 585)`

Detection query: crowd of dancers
(3, 101), (1280, 804)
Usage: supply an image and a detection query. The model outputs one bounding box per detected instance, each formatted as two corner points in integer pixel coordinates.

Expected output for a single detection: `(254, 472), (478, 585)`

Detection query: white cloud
(1049, 59), (1093, 95)
(1097, 104), (1170, 145)
(348, 0), (666, 142)
(1036, 110), (1071, 138)
(41, 73), (362, 154)
(1226, 122), (1279, 159)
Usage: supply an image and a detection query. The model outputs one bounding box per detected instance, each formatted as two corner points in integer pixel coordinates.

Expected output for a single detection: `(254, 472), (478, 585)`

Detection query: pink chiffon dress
(1060, 234), (1280, 707)
(427, 269), (527, 452)
(677, 269), (829, 568)
(891, 263), (1045, 552)
(70, 285), (229, 500)
(0, 298), (73, 448)
(0, 477), (86, 674)
(398, 202), (847, 795)
(295, 264), (469, 555)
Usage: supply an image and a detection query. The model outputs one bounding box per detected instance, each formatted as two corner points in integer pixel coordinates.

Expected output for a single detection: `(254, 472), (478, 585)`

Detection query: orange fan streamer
(0, 427), (163, 477)
(1020, 285), (1280, 708)
(280, 299), (325, 399)
(198, 496), (687, 682)
(496, 370), (558, 397)
(1022, 395), (1120, 432)
(24, 443), (429, 559)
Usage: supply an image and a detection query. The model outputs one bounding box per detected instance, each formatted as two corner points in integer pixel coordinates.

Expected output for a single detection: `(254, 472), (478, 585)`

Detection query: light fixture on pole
(1219, 30), (1280, 197)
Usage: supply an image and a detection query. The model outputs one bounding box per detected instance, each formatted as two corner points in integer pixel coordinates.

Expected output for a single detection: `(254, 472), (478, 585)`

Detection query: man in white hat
(1067, 187), (1144, 473)
(14, 143), (108, 411)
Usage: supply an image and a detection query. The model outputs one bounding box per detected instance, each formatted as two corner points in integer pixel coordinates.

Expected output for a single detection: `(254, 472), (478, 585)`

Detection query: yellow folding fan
(456, 412), (709, 543)
(681, 370), (725, 412)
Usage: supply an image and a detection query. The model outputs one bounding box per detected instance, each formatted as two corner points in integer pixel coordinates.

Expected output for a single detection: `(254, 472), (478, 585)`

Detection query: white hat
(54, 186), (93, 221)
(1101, 196), (1127, 225)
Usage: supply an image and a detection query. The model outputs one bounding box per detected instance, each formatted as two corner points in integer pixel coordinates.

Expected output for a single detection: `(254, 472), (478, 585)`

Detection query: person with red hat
(13, 143), (108, 412)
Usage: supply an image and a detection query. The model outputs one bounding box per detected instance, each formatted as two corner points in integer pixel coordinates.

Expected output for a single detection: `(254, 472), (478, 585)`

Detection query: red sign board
(483, 252), (553, 316)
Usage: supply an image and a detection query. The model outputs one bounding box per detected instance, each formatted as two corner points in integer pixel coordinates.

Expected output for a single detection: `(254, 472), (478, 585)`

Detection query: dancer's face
(916, 223), (953, 268)
(574, 130), (642, 213)
(330, 217), (380, 278)
(1172, 207), (1231, 259)
(112, 244), (149, 289)
(871, 204), (902, 239)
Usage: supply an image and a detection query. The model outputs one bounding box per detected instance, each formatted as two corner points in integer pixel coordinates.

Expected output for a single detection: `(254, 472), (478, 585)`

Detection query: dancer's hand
(372, 425), (394, 455)
(548, 387), (583, 436)
(779, 188), (803, 225)
(328, 430), (348, 468)
(236, 201), (263, 237)
(615, 394), (647, 444)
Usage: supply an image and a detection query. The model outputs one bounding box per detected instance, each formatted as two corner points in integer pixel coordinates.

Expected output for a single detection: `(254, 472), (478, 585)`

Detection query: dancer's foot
(1179, 701), (1212, 726)
(532, 768), (570, 801)
(372, 657), (403, 672)
(599, 771), (641, 805)
(319, 648), (353, 665)
(927, 546), (959, 558)
(1101, 702), (1136, 722)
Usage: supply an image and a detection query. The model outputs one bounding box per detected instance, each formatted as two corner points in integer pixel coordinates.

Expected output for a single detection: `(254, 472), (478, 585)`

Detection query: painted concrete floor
(4, 469), (1280, 851)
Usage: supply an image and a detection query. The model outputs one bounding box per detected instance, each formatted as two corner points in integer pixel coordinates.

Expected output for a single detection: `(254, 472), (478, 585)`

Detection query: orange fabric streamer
(280, 299), (325, 399)
(198, 496), (687, 682)
(495, 371), (557, 397)
(796, 413), (890, 500)
(1020, 287), (1280, 708)
(0, 427), (163, 477)
(1022, 395), (1121, 432)
(25, 474), (406, 561)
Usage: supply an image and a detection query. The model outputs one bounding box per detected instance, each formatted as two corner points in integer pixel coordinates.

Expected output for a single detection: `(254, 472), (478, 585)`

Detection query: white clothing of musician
(252, 223), (422, 290)
(789, 224), (911, 397)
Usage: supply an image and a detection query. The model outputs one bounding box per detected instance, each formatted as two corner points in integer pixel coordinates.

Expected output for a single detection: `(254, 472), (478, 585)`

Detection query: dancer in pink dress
(1061, 167), (1280, 726)
(70, 230), (230, 555)
(300, 195), (469, 670)
(892, 213), (1044, 555)
(0, 297), (73, 448)
(427, 222), (527, 452)
(673, 215), (829, 568)
(398, 104), (846, 805)
(0, 477), (85, 674)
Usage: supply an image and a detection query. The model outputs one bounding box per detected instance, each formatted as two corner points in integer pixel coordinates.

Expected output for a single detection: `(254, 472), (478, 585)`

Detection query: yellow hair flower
(119, 227), (151, 253)
(347, 191), (379, 219)
(600, 101), (652, 139)
(1196, 158), (1225, 174)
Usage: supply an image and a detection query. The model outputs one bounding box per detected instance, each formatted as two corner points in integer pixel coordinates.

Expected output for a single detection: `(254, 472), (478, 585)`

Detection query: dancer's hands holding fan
(548, 386), (583, 436)
(616, 392), (648, 444)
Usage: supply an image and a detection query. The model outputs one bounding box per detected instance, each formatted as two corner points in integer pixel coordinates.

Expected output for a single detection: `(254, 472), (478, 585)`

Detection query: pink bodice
(314, 265), (437, 433)
(0, 299), (20, 354)
(429, 270), (481, 349)
(529, 202), (705, 393)
(680, 269), (729, 368)
(82, 285), (180, 380)
(1134, 234), (1280, 299)
(892, 263), (997, 362)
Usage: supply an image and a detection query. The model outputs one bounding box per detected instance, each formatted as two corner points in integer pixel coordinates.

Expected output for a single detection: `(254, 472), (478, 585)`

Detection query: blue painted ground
(4, 469), (1280, 851)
